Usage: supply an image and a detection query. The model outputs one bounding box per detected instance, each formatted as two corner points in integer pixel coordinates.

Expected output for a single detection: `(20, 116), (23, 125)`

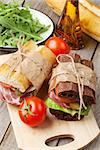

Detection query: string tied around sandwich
(56, 54), (87, 120)
(7, 35), (46, 78)
(6, 36), (49, 96)
(7, 35), (25, 78)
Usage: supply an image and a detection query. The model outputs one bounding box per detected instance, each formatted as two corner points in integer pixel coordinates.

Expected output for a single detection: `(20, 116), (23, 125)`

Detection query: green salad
(0, 2), (50, 47)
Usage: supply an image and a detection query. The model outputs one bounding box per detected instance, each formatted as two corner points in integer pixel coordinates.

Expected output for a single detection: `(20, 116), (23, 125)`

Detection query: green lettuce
(45, 98), (91, 116)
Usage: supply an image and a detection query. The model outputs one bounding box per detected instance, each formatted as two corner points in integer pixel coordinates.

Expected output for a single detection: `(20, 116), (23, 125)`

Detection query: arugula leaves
(0, 2), (50, 47)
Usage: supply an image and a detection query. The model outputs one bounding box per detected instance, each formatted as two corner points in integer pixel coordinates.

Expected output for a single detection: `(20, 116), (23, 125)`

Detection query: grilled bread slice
(0, 64), (30, 92)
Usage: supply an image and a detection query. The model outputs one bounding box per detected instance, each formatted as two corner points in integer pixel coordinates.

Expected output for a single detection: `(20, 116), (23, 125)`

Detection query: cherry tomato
(19, 96), (46, 127)
(45, 36), (70, 56)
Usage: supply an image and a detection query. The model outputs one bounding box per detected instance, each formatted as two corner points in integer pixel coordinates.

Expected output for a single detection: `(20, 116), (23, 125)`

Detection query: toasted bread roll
(0, 64), (30, 92)
(0, 42), (56, 93)
(21, 45), (56, 91)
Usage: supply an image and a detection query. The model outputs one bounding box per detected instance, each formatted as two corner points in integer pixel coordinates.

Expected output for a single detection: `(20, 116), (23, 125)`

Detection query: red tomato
(45, 36), (70, 56)
(19, 96), (46, 127)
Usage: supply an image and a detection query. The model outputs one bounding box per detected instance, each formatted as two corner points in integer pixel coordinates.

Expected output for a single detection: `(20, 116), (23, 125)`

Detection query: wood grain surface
(0, 103), (10, 143)
(0, 0), (100, 150)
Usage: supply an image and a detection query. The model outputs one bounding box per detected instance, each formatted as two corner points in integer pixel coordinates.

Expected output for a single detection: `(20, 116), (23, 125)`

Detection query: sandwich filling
(0, 82), (36, 105)
(0, 82), (20, 105)
(46, 98), (91, 116)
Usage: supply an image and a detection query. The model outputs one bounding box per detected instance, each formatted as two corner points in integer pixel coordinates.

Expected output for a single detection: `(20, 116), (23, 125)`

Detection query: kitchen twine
(7, 35), (49, 96)
(56, 54), (87, 120)
(7, 36), (87, 119)
(7, 35), (25, 78)
(7, 35), (45, 78)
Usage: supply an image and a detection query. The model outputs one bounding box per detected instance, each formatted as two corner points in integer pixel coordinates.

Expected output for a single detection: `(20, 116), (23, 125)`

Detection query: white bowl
(0, 7), (54, 49)
(29, 8), (54, 44)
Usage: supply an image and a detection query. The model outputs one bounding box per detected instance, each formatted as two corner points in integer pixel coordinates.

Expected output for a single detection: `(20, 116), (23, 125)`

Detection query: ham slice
(49, 90), (78, 108)
(0, 83), (20, 105)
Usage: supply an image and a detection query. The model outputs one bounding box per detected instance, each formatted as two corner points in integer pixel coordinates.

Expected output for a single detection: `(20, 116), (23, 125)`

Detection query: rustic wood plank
(0, 102), (10, 144)
(0, 124), (17, 150)
(73, 35), (97, 59)
(84, 43), (100, 150)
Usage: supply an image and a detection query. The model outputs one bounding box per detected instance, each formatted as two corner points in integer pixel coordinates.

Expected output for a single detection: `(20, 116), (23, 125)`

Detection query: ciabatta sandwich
(0, 40), (56, 105)
(46, 54), (96, 120)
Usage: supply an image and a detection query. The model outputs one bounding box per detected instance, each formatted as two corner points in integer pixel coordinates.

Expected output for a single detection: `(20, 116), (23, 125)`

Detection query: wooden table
(0, 0), (100, 149)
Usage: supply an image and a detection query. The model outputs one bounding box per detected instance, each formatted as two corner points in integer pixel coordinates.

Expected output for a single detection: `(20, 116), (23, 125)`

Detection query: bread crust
(0, 45), (55, 93)
(0, 64), (30, 92)
(49, 108), (84, 121)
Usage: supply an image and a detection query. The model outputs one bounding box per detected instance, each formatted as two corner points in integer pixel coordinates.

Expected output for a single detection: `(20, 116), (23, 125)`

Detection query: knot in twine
(56, 54), (87, 120)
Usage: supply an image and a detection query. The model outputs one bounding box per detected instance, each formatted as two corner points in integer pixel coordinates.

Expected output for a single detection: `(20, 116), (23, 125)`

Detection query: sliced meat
(58, 53), (81, 63)
(0, 83), (20, 105)
(81, 59), (94, 70)
(58, 54), (94, 70)
(72, 53), (81, 63)
(49, 90), (78, 108)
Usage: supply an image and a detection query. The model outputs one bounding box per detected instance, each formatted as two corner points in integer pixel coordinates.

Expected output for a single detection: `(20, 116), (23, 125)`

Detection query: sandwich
(0, 40), (56, 105)
(46, 53), (96, 120)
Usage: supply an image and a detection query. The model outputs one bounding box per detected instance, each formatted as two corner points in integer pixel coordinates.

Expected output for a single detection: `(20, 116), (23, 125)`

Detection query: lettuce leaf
(45, 98), (91, 116)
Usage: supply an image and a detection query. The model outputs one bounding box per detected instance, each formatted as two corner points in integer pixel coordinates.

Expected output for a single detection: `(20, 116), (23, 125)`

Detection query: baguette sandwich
(46, 54), (96, 120)
(0, 40), (56, 105)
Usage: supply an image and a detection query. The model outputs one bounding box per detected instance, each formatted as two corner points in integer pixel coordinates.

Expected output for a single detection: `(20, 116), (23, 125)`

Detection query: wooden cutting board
(0, 54), (100, 150)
